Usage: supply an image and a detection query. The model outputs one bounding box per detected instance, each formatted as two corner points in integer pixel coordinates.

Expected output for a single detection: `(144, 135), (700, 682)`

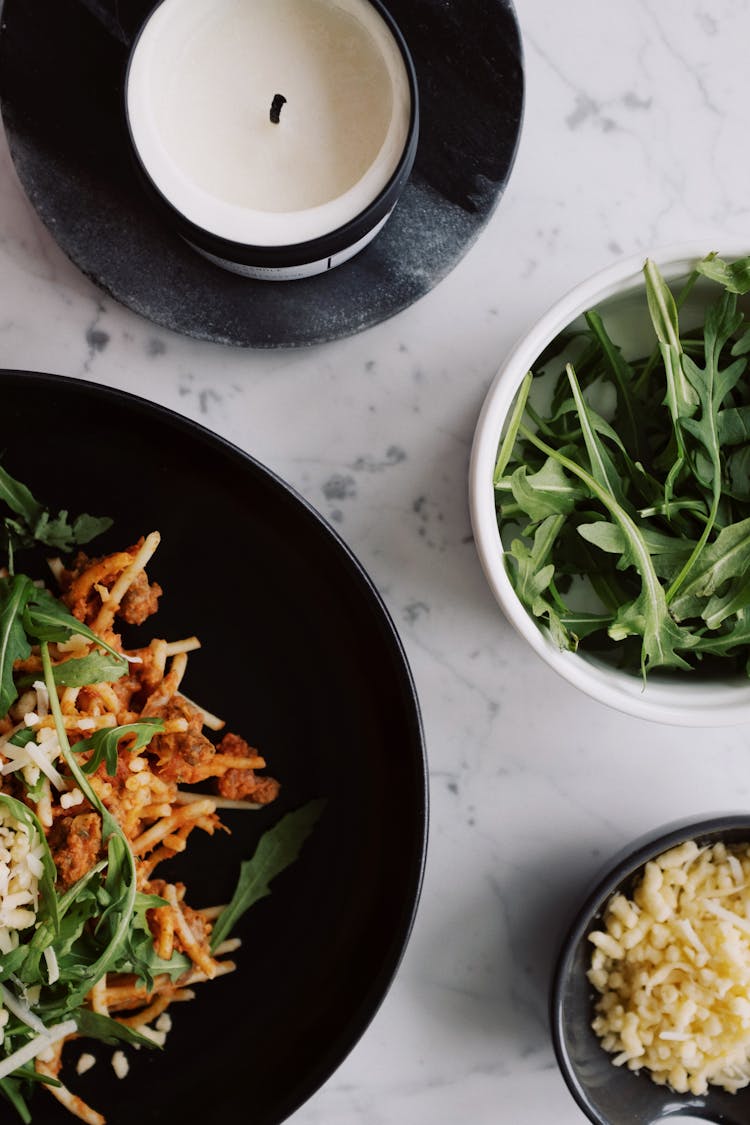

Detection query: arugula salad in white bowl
(469, 244), (750, 725)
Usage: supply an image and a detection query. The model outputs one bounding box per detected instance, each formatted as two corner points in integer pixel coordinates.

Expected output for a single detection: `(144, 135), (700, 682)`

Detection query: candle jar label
(187, 213), (391, 281)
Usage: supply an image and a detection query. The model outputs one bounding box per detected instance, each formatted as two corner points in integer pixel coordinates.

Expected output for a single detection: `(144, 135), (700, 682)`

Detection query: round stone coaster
(0, 0), (523, 347)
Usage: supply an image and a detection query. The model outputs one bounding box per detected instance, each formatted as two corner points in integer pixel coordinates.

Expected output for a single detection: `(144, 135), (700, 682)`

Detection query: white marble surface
(2, 1), (750, 1121)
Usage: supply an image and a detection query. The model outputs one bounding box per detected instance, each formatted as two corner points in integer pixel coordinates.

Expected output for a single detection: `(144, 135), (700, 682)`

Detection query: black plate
(0, 0), (524, 347)
(0, 370), (428, 1124)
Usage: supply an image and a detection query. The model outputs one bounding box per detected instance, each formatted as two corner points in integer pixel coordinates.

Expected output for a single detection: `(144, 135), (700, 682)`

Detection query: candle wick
(270, 94), (287, 124)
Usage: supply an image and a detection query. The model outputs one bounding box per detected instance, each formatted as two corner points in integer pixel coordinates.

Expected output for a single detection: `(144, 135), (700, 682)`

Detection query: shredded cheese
(0, 807), (42, 953)
(0, 983), (47, 1034)
(0, 1020), (77, 1082)
(111, 1051), (129, 1079)
(76, 1053), (96, 1076)
(589, 840), (750, 1095)
(2, 724), (67, 793)
(60, 789), (84, 811)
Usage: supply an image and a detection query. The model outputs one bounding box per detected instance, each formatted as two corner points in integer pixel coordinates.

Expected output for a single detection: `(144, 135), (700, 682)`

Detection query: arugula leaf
(115, 893), (191, 988)
(702, 570), (750, 631)
(40, 644), (138, 1011)
(494, 255), (750, 680)
(210, 799), (325, 952)
(644, 258), (699, 425)
(506, 516), (571, 650)
(23, 587), (125, 665)
(518, 423), (693, 675)
(0, 462), (111, 558)
(666, 292), (747, 601)
(0, 576), (33, 715)
(696, 253), (750, 295)
(718, 405), (750, 446)
(565, 364), (631, 512)
(669, 517), (750, 621)
(0, 1076), (31, 1124)
(693, 606), (750, 658)
(577, 522), (695, 580)
(494, 371), (533, 485)
(584, 308), (641, 458)
(0, 467), (44, 533)
(73, 718), (165, 776)
(49, 651), (128, 688)
(74, 1009), (160, 1050)
(558, 611), (614, 641)
(508, 462), (583, 523)
(16, 651), (129, 694)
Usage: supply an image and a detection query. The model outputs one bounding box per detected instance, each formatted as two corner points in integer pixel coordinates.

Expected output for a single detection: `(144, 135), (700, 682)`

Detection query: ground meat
(150, 696), (218, 784)
(216, 769), (280, 804)
(179, 901), (211, 947)
(60, 541), (160, 626)
(48, 812), (102, 889)
(214, 732), (279, 803)
(119, 570), (162, 625)
(60, 549), (132, 623)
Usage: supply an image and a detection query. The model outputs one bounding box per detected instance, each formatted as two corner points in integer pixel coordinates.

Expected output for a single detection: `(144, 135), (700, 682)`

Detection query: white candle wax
(126, 0), (413, 250)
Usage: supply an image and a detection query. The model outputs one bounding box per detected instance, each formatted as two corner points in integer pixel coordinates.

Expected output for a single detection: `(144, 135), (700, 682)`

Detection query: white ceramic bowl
(469, 241), (750, 726)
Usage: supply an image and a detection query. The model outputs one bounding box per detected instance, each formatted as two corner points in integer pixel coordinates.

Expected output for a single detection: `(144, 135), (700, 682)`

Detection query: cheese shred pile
(588, 839), (750, 1095)
(0, 809), (43, 955)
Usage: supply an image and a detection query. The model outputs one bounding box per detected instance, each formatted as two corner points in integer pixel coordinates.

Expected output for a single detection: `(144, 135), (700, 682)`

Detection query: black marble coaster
(0, 0), (524, 348)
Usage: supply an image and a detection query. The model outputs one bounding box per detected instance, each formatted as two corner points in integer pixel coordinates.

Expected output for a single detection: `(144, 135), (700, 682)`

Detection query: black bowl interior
(551, 815), (750, 1125)
(0, 369), (427, 1125)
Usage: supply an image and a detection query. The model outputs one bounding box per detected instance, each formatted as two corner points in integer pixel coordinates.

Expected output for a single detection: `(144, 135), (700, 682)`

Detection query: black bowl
(0, 369), (428, 1125)
(551, 814), (750, 1125)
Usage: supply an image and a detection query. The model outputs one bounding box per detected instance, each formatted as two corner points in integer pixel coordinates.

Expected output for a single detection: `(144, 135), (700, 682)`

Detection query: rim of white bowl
(469, 240), (750, 727)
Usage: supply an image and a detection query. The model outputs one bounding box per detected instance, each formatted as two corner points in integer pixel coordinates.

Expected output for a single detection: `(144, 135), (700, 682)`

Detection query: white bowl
(469, 241), (750, 726)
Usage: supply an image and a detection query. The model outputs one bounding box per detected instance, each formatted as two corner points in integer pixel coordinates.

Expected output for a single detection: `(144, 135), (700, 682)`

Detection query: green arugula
(494, 252), (750, 678)
(0, 579), (129, 720)
(46, 651), (129, 688)
(21, 587), (124, 662)
(0, 577), (33, 715)
(0, 473), (323, 1120)
(210, 799), (325, 951)
(0, 463), (110, 560)
(506, 515), (570, 650)
(73, 718), (165, 776)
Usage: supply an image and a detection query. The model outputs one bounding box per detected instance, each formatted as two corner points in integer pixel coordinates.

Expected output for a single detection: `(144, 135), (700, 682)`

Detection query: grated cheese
(60, 789), (84, 811)
(0, 983), (47, 1035)
(2, 726), (68, 793)
(589, 840), (750, 1095)
(176, 790), (260, 811)
(111, 1050), (129, 1079)
(76, 1053), (96, 1076)
(32, 681), (49, 720)
(43, 945), (60, 985)
(0, 808), (42, 955)
(0, 1020), (77, 1081)
(56, 634), (90, 656)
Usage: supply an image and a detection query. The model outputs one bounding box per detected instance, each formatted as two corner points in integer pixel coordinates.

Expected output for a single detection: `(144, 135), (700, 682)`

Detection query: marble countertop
(1, 1), (749, 1121)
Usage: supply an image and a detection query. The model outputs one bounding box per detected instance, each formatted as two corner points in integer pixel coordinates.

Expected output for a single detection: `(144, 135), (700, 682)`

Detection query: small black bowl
(551, 813), (750, 1125)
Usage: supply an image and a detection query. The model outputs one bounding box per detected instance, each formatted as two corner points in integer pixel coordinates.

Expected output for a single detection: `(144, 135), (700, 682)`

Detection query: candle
(125, 0), (418, 280)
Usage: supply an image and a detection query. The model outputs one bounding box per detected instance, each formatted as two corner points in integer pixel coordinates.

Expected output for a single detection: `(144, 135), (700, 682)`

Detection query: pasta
(0, 534), (280, 1123)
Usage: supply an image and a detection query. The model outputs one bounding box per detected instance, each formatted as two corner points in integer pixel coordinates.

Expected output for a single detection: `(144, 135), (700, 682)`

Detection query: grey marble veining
(1, 2), (750, 1122)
